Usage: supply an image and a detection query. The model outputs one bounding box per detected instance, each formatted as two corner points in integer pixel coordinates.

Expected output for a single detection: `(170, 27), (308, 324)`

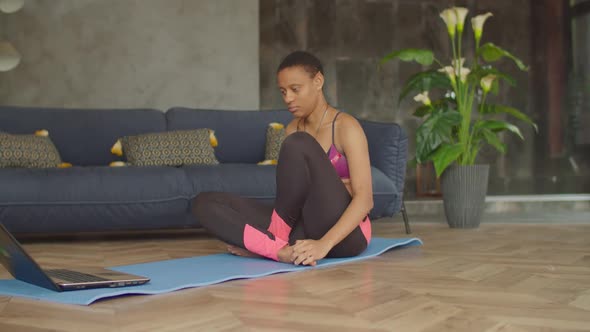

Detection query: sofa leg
(401, 201), (411, 234)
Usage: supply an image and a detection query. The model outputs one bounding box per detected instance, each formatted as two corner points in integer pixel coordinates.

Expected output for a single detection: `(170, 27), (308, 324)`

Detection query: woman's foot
(227, 245), (262, 258)
(278, 245), (316, 266)
(227, 244), (316, 266)
(277, 245), (293, 263)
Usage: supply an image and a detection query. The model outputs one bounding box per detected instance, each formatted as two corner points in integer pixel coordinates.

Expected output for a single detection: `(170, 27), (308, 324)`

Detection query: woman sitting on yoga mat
(192, 51), (373, 266)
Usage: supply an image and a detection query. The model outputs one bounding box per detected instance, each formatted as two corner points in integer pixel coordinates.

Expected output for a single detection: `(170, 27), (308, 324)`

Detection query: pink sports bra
(327, 112), (350, 179)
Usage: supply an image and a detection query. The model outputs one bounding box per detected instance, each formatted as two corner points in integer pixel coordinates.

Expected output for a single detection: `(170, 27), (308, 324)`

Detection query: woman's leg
(191, 192), (288, 261)
(274, 132), (370, 258)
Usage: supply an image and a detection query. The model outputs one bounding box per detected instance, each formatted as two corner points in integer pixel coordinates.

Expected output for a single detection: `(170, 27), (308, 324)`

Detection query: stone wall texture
(261, 0), (590, 196)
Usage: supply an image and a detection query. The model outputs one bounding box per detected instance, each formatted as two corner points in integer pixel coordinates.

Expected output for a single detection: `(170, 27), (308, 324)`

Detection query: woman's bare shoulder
(336, 112), (364, 132)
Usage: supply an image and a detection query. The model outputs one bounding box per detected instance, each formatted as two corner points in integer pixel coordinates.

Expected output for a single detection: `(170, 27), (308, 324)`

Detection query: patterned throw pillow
(0, 130), (63, 168)
(113, 129), (219, 167)
(258, 122), (286, 165)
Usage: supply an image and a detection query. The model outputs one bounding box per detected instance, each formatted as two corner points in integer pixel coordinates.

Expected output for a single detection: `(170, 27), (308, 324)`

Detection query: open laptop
(0, 223), (150, 292)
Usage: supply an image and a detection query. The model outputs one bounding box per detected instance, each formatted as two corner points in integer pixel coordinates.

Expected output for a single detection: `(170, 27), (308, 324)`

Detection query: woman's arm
(321, 115), (373, 246)
(292, 115), (374, 264)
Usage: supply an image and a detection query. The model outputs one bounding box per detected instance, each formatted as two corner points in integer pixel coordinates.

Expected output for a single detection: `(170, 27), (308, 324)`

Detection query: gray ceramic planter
(441, 164), (490, 228)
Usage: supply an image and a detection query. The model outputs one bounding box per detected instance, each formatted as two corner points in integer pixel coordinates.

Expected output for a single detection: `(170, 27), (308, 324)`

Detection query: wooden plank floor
(1, 223), (589, 331)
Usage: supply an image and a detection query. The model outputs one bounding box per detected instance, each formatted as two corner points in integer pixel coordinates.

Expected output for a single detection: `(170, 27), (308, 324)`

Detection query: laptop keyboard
(45, 269), (110, 283)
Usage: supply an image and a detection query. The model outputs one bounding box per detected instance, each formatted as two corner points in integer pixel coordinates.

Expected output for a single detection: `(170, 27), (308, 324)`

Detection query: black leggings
(191, 131), (370, 260)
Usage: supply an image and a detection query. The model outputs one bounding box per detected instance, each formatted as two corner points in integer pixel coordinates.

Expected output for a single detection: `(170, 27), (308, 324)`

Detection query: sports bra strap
(332, 112), (342, 145)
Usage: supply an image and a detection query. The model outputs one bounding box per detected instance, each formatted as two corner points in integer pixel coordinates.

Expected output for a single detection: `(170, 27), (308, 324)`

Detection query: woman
(192, 51), (373, 266)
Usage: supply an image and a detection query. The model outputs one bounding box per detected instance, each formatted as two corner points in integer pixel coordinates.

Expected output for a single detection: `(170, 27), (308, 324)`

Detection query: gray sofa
(0, 106), (408, 234)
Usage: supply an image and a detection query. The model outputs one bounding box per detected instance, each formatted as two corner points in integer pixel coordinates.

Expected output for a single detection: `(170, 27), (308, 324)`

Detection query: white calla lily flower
(453, 58), (466, 70)
(454, 7), (469, 33)
(472, 13), (493, 45)
(458, 67), (471, 83)
(440, 8), (457, 38)
(413, 91), (432, 106)
(439, 66), (456, 84)
(480, 74), (496, 93)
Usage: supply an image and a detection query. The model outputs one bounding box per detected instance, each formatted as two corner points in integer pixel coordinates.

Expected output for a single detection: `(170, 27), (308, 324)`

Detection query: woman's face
(277, 66), (323, 118)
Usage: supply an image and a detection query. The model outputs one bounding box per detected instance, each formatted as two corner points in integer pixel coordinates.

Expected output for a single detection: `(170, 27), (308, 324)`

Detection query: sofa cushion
(0, 166), (193, 233)
(120, 129), (219, 166)
(0, 166), (192, 204)
(183, 163), (277, 201)
(166, 108), (293, 163)
(262, 123), (286, 163)
(182, 163), (398, 218)
(0, 131), (63, 168)
(0, 106), (166, 166)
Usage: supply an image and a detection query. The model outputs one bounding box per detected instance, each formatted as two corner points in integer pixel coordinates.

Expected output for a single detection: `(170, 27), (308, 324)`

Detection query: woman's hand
(291, 239), (332, 266)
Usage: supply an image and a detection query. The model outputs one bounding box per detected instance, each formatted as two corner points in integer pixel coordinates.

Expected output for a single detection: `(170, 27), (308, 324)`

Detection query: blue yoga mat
(0, 237), (421, 305)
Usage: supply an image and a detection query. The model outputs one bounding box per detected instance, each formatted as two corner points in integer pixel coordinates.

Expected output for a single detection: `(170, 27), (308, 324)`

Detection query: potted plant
(381, 6), (537, 228)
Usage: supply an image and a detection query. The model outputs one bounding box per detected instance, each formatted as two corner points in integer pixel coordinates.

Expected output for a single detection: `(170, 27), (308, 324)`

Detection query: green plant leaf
(381, 49), (434, 66)
(478, 43), (529, 71)
(481, 104), (538, 132)
(475, 120), (524, 139)
(399, 70), (451, 103)
(415, 110), (462, 163)
(413, 105), (431, 118)
(480, 128), (507, 153)
(431, 143), (464, 177)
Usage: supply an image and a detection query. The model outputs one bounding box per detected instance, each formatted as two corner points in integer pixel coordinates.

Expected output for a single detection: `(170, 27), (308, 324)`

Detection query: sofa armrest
(359, 119), (408, 212)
